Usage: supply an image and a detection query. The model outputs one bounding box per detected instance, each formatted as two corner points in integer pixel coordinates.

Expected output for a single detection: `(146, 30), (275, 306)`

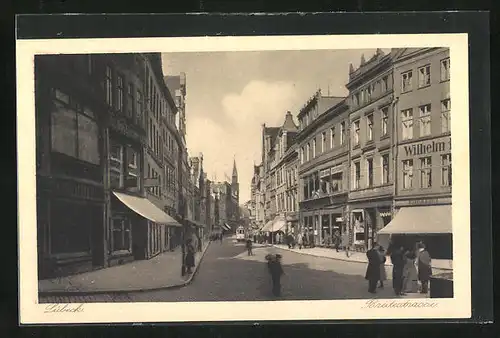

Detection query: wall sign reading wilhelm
(402, 138), (451, 157)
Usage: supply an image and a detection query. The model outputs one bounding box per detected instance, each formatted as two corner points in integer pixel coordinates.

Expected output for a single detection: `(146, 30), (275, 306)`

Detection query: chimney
(360, 54), (366, 65)
(349, 63), (354, 73)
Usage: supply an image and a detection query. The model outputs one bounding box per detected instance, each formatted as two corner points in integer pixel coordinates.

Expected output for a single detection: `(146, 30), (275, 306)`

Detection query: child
(246, 238), (253, 256)
(266, 254), (284, 297)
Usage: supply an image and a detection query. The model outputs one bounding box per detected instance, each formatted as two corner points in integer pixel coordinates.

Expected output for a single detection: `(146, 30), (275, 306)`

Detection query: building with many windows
(296, 90), (349, 246)
(379, 47), (452, 259)
(346, 49), (397, 250)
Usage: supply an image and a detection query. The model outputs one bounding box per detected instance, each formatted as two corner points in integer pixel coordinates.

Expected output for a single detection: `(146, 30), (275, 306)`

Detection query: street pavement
(40, 237), (427, 303)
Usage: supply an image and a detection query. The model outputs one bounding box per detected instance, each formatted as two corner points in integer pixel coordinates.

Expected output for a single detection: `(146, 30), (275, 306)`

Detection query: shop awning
(377, 205), (452, 235)
(270, 216), (287, 232)
(112, 191), (181, 227)
(261, 220), (274, 232)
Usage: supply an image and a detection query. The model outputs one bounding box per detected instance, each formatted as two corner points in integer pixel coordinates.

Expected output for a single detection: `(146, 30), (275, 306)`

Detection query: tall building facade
(346, 49), (397, 250)
(296, 91), (350, 245)
(388, 47), (452, 259)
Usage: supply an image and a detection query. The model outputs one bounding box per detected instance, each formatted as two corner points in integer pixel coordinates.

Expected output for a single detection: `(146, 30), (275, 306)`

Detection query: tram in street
(235, 226), (246, 242)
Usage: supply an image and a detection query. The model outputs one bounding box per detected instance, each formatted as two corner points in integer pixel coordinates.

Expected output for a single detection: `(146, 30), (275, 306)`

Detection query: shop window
(112, 217), (131, 253)
(441, 154), (452, 187)
(401, 70), (413, 92)
(367, 114), (374, 141)
(402, 159), (414, 189)
(418, 65), (431, 88)
(381, 154), (390, 184)
(420, 157), (432, 188)
(440, 58), (450, 82)
(419, 104), (432, 137)
(441, 99), (451, 133)
(401, 108), (414, 140)
(353, 119), (360, 146)
(50, 200), (91, 254)
(51, 89), (100, 165)
(381, 107), (389, 137)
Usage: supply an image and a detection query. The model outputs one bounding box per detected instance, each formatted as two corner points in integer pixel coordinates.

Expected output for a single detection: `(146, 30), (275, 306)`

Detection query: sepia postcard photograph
(17, 31), (471, 324)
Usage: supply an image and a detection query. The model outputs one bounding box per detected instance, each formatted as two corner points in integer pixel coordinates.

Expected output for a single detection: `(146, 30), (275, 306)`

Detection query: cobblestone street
(40, 237), (427, 303)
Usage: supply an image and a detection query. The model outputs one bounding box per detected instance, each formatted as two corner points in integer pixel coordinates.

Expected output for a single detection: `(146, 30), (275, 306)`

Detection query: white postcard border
(17, 33), (471, 324)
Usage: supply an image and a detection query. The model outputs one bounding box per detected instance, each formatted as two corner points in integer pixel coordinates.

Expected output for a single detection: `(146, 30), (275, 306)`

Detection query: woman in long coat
(185, 239), (196, 274)
(365, 245), (381, 293)
(378, 246), (387, 288)
(296, 233), (303, 249)
(401, 249), (418, 294)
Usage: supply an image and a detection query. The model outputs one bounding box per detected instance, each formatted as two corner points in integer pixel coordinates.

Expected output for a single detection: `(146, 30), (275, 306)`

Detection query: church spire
(232, 156), (238, 180)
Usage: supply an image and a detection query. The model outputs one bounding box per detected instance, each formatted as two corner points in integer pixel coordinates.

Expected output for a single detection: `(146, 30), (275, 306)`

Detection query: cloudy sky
(161, 49), (389, 204)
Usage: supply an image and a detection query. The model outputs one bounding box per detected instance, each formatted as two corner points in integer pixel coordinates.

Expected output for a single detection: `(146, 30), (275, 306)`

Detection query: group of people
(365, 242), (433, 295)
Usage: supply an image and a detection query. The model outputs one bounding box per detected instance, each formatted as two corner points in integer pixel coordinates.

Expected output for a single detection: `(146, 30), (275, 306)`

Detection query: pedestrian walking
(266, 254), (284, 297)
(390, 244), (405, 296)
(417, 243), (432, 294)
(365, 243), (381, 294)
(377, 245), (387, 288)
(246, 237), (253, 256)
(334, 231), (341, 252)
(185, 238), (196, 274)
(401, 248), (418, 294)
(296, 233), (303, 249)
(341, 232), (350, 257)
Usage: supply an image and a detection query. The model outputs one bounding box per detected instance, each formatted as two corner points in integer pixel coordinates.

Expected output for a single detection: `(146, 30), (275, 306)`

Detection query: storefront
(378, 197), (453, 259)
(348, 198), (393, 251)
(111, 191), (181, 261)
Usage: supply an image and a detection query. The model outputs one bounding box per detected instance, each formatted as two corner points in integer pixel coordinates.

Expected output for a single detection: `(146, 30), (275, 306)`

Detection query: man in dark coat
(365, 243), (381, 293)
(267, 254), (284, 297)
(390, 245), (405, 296)
(417, 243), (432, 293)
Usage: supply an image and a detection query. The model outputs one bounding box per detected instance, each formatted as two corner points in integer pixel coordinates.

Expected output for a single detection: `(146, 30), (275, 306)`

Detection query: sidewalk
(38, 241), (211, 295)
(273, 244), (453, 273)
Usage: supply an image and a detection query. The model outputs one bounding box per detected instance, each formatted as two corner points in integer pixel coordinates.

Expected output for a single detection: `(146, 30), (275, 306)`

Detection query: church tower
(231, 156), (239, 205)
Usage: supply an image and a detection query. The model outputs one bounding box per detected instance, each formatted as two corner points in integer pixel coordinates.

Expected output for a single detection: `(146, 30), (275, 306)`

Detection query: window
(382, 76), (389, 92)
(367, 158), (374, 187)
(312, 139), (316, 158)
(110, 142), (123, 188)
(418, 65), (431, 88)
(355, 93), (360, 106)
(366, 86), (372, 101)
(420, 157), (432, 188)
(353, 162), (361, 190)
(112, 217), (131, 252)
(105, 66), (113, 106)
(441, 154), (452, 187)
(401, 70), (413, 92)
(367, 114), (374, 141)
(306, 143), (310, 162)
(50, 89), (100, 164)
(360, 90), (365, 104)
(401, 108), (414, 140)
(136, 91), (143, 126)
(382, 154), (390, 184)
(402, 159), (413, 189)
(300, 147), (304, 164)
(116, 74), (124, 112)
(331, 172), (342, 193)
(340, 122), (346, 144)
(330, 127), (335, 149)
(127, 147), (139, 188)
(126, 83), (134, 119)
(440, 58), (450, 81)
(381, 107), (389, 136)
(353, 120), (360, 146)
(441, 99), (451, 133)
(321, 132), (326, 153)
(419, 104), (432, 137)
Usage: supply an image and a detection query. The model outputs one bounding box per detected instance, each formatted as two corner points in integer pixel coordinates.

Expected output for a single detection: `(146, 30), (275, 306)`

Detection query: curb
(272, 245), (453, 272)
(39, 240), (212, 297)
